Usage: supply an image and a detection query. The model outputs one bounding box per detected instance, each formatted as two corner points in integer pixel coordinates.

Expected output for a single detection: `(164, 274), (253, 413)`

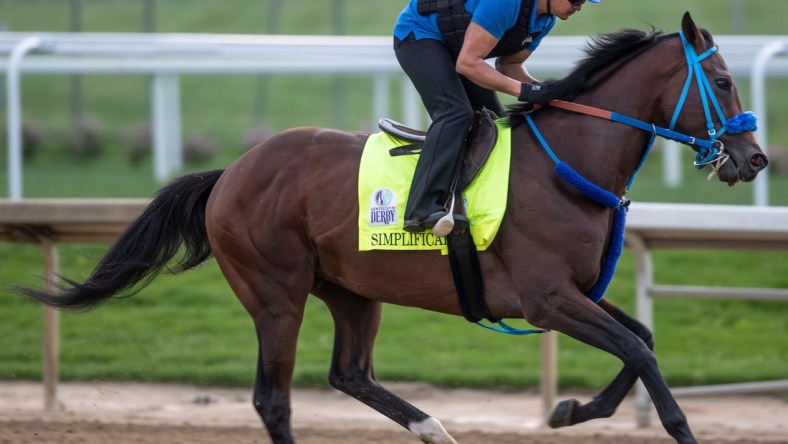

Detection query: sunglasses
(570, 0), (586, 6)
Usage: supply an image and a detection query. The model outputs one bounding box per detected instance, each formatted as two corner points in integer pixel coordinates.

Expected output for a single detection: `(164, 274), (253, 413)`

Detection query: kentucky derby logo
(370, 188), (397, 226)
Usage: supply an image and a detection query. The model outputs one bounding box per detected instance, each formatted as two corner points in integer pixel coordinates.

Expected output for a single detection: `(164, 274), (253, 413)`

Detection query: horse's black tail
(17, 169), (224, 311)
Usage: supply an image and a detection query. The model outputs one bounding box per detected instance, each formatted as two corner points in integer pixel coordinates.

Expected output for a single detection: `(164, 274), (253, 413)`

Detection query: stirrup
(432, 214), (455, 237)
(432, 195), (457, 237)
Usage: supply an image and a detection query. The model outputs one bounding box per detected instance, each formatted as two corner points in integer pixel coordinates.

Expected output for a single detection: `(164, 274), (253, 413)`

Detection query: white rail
(751, 41), (788, 206)
(625, 203), (788, 427)
(2, 33), (787, 75)
(2, 32), (787, 195)
(4, 36), (43, 201)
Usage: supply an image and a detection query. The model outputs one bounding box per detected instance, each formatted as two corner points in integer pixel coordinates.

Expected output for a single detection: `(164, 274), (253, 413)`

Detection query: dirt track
(1, 381), (786, 443)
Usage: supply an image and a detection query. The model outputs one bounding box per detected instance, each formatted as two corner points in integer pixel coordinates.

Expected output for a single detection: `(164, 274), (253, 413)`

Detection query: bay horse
(17, 13), (767, 444)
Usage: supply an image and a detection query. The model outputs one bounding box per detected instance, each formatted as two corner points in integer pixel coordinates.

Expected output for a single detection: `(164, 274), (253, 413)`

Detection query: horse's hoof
(548, 399), (580, 429)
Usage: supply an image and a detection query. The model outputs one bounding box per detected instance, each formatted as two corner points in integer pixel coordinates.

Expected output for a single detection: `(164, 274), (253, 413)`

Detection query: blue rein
(479, 29), (759, 336)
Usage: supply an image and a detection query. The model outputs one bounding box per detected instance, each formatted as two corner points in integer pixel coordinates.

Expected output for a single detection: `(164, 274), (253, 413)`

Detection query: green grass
(0, 0), (786, 391)
(1, 244), (786, 390)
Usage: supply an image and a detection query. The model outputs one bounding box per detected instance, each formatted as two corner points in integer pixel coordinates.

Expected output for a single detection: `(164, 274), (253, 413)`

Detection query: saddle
(377, 109), (500, 323)
(378, 107), (499, 193)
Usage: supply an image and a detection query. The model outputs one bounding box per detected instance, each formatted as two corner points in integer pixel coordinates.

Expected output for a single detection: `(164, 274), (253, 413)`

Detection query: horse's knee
(624, 342), (658, 373)
(640, 328), (655, 351)
(628, 320), (654, 350)
(600, 300), (655, 351)
(328, 364), (373, 395)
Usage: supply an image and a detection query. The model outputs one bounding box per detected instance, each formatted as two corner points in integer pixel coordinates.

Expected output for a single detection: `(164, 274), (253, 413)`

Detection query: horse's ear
(681, 11), (705, 49)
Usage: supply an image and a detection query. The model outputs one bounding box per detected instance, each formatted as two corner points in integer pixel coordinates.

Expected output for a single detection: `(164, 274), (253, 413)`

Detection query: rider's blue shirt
(393, 0), (556, 54)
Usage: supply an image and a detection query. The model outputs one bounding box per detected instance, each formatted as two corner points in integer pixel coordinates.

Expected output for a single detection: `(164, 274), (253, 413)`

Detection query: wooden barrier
(0, 198), (148, 411)
(0, 198), (562, 420)
(0, 198), (148, 243)
(2, 199), (787, 425)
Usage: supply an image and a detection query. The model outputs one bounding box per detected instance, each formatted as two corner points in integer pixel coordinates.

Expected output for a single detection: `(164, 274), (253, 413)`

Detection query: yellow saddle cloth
(357, 120), (511, 253)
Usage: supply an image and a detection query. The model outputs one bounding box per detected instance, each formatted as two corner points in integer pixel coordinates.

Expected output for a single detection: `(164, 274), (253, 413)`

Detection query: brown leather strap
(548, 99), (614, 120)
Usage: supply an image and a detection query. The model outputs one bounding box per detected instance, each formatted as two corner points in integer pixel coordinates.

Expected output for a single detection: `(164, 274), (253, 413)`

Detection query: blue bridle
(532, 29), (759, 178)
(669, 30), (758, 169)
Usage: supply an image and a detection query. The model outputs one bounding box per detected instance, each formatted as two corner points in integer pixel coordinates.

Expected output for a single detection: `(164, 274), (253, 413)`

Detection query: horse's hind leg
(211, 242), (311, 444)
(250, 306), (305, 444)
(314, 283), (458, 444)
(549, 298), (654, 428)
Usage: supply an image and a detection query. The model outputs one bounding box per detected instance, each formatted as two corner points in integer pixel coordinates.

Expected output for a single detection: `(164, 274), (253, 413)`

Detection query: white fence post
(662, 140), (682, 189)
(373, 74), (389, 126)
(540, 332), (558, 424)
(40, 238), (60, 412)
(5, 36), (43, 200)
(627, 233), (655, 427)
(751, 41), (786, 207)
(151, 73), (182, 182)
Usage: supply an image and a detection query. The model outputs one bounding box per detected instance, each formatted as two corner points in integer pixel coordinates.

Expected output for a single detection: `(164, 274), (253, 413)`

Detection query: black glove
(518, 81), (552, 105)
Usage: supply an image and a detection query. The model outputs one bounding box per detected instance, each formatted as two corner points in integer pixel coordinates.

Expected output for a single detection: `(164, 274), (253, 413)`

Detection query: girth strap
(447, 230), (494, 323)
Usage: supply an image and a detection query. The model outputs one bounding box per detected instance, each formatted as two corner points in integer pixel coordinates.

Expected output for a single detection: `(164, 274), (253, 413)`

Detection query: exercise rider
(393, 0), (600, 234)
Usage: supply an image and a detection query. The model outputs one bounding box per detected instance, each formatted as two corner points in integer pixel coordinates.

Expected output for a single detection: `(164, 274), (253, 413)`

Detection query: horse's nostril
(751, 153), (769, 169)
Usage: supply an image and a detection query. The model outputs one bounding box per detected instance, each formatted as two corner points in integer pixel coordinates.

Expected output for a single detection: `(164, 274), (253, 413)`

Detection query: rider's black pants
(394, 34), (503, 222)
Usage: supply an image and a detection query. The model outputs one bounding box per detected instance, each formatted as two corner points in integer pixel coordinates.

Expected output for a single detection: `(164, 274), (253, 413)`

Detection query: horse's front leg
(549, 298), (653, 428)
(522, 287), (696, 444)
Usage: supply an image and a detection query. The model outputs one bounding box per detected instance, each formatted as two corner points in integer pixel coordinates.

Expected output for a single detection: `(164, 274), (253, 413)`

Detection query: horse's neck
(537, 111), (648, 198)
(557, 55), (677, 197)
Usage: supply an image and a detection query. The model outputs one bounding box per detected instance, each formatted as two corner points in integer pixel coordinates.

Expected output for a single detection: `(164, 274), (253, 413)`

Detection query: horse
(15, 13), (767, 444)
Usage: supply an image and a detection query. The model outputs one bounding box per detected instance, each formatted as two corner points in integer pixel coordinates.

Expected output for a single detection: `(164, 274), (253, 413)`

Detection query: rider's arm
(455, 22), (523, 98)
(496, 50), (538, 84)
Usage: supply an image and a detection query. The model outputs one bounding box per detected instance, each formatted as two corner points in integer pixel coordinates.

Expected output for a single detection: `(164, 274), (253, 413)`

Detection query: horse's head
(666, 12), (768, 185)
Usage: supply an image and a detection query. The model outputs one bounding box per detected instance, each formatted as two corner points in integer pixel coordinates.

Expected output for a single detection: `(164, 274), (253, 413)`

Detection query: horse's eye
(715, 78), (731, 90)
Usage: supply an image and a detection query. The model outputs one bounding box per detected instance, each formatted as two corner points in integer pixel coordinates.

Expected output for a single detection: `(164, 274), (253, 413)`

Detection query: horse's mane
(505, 27), (700, 125)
